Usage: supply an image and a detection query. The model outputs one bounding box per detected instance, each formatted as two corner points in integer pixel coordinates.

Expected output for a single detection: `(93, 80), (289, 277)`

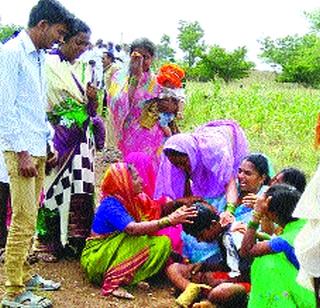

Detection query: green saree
(248, 219), (316, 308)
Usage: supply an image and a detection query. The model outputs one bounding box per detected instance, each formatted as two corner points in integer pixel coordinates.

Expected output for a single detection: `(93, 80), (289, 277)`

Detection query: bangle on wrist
(248, 220), (260, 230)
(158, 217), (171, 229)
(226, 202), (236, 215)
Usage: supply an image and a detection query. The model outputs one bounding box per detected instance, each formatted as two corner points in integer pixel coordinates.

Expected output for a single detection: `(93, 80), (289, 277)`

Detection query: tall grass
(181, 71), (320, 178)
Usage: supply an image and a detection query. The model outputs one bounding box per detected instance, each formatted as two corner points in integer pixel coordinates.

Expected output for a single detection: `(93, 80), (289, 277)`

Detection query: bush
(189, 45), (254, 82)
(0, 24), (23, 43)
(260, 34), (320, 88)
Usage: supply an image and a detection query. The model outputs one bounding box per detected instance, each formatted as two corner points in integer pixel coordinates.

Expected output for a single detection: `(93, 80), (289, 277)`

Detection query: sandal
(1, 290), (52, 308)
(26, 274), (60, 291)
(111, 287), (134, 300)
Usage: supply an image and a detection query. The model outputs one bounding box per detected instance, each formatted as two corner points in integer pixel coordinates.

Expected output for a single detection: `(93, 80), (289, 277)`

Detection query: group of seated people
(78, 118), (316, 307)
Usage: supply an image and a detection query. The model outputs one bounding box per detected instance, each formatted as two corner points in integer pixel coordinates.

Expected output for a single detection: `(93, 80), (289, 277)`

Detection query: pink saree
(107, 69), (164, 169)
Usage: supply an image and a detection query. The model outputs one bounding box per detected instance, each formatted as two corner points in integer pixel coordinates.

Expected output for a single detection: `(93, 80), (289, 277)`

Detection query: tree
(177, 20), (206, 67)
(191, 45), (254, 82)
(156, 34), (176, 62)
(304, 9), (320, 32)
(0, 24), (22, 43)
(258, 9), (320, 87)
(260, 33), (320, 87)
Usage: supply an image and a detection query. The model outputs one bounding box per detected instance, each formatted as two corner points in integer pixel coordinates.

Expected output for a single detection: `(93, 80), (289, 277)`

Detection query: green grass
(181, 70), (320, 178)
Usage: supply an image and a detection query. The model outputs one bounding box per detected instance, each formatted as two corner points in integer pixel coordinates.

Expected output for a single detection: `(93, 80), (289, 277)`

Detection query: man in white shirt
(0, 1), (74, 307)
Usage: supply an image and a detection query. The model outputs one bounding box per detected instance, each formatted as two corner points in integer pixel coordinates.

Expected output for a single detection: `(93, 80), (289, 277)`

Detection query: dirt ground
(0, 260), (178, 307)
(0, 150), (180, 307)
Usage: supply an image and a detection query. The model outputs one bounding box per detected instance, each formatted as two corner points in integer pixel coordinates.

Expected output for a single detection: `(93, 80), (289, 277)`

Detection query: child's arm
(177, 99), (184, 120)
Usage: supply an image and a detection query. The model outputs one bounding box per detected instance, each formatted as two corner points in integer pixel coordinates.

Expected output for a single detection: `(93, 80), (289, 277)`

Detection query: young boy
(167, 202), (249, 307)
(0, 1), (74, 307)
(157, 63), (186, 137)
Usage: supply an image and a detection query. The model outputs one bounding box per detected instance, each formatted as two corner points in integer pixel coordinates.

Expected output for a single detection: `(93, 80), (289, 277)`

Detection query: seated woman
(240, 184), (316, 308)
(231, 153), (273, 224)
(80, 162), (198, 299)
(167, 202), (249, 308)
(154, 119), (248, 263)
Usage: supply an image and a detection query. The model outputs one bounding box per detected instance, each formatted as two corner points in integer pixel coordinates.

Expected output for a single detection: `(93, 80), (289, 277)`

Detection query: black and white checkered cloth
(44, 127), (95, 245)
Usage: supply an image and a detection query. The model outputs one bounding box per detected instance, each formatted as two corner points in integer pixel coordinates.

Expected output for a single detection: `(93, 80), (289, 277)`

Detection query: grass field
(181, 70), (320, 178)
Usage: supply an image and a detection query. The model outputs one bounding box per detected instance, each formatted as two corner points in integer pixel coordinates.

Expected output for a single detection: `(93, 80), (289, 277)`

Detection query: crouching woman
(81, 162), (197, 299)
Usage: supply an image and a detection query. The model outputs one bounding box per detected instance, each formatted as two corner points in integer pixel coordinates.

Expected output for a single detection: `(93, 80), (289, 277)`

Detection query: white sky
(1, 0), (320, 70)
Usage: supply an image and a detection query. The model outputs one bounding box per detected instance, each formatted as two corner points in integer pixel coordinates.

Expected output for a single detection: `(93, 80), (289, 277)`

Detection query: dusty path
(0, 149), (179, 307)
(0, 259), (177, 307)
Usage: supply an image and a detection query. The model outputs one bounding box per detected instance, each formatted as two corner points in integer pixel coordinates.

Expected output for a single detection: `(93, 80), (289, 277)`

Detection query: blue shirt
(92, 197), (134, 234)
(269, 237), (300, 269)
(0, 30), (50, 156)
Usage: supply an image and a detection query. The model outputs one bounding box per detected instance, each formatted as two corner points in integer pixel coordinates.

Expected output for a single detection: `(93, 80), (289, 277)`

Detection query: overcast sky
(1, 0), (319, 69)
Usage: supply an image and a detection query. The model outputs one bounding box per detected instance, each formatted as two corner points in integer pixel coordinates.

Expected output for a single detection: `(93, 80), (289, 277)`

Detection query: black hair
(280, 167), (306, 193)
(130, 38), (156, 57)
(103, 51), (115, 62)
(266, 184), (301, 225)
(63, 18), (91, 42)
(243, 153), (270, 185)
(182, 202), (220, 237)
(163, 148), (187, 157)
(28, 0), (73, 30)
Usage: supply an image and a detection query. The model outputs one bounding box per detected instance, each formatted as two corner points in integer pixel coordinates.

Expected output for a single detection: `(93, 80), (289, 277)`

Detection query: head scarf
(125, 152), (156, 198)
(154, 120), (249, 199)
(100, 162), (160, 221)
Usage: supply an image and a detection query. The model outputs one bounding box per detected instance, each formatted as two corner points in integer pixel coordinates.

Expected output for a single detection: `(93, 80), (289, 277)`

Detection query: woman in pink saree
(108, 38), (177, 169)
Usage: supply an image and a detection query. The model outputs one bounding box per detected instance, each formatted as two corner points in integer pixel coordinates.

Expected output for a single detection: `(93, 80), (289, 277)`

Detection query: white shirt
(0, 30), (49, 156)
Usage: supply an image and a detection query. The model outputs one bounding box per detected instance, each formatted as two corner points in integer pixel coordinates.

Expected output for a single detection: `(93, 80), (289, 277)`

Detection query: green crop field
(181, 71), (320, 179)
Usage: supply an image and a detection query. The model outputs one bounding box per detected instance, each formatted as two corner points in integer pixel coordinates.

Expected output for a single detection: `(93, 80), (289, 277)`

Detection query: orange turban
(157, 63), (185, 88)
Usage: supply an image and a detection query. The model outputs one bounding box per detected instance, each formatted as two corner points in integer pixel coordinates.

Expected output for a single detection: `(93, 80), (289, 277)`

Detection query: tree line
(2, 10), (320, 87)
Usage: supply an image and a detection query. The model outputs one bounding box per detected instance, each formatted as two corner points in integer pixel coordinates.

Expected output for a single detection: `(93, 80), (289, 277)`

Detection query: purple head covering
(154, 120), (249, 199)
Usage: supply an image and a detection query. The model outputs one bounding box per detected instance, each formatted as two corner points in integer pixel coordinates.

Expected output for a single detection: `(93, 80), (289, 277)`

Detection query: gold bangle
(158, 217), (171, 229)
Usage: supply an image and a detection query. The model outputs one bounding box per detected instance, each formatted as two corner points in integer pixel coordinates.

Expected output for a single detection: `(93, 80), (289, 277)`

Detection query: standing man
(0, 1), (74, 307)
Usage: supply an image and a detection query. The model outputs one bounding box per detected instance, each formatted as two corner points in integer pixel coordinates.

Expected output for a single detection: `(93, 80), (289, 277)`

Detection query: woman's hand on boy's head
(168, 205), (198, 225)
